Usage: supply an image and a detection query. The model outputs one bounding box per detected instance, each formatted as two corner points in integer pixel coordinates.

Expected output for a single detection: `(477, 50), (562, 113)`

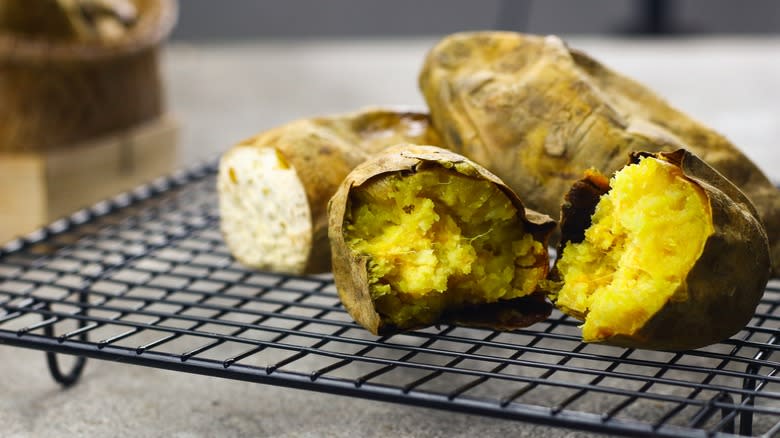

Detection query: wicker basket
(0, 0), (177, 152)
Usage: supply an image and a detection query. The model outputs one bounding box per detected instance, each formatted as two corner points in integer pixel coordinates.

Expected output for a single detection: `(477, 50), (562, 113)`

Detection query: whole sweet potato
(419, 31), (780, 274)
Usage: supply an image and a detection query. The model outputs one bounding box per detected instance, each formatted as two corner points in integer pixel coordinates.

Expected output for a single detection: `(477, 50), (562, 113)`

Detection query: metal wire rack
(0, 161), (778, 437)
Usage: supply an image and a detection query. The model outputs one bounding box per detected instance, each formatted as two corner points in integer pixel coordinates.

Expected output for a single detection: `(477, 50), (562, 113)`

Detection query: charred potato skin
(328, 144), (555, 335)
(551, 150), (771, 351)
(221, 108), (441, 273)
(419, 31), (780, 275)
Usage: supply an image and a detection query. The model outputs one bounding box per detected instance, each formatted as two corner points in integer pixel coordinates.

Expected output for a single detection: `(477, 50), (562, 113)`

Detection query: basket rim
(0, 0), (177, 63)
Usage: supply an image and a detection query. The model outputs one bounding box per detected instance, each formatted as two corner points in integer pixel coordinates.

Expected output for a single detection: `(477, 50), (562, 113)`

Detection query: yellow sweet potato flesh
(345, 167), (545, 329)
(555, 157), (714, 342)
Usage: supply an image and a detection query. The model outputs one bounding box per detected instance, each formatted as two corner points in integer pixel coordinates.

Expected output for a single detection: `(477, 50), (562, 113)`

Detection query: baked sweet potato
(328, 144), (554, 335)
(218, 108), (440, 274)
(419, 31), (780, 274)
(548, 150), (770, 350)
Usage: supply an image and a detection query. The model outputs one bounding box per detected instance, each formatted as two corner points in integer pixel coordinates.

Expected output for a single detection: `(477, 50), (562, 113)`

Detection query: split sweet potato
(328, 144), (554, 334)
(548, 150), (770, 350)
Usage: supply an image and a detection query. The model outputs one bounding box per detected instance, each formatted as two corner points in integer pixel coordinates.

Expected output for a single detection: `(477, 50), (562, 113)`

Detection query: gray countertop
(1, 37), (778, 438)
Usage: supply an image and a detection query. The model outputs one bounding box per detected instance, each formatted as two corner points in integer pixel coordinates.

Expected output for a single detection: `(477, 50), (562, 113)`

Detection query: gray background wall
(171, 0), (780, 41)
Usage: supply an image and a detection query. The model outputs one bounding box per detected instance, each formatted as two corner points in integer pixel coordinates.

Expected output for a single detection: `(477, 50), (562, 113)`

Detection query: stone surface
(1, 37), (778, 437)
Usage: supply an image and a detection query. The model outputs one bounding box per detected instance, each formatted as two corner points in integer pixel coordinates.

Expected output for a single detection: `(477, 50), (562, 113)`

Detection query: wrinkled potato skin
(550, 150), (771, 350)
(328, 144), (555, 335)
(419, 31), (780, 274)
(233, 108), (440, 272)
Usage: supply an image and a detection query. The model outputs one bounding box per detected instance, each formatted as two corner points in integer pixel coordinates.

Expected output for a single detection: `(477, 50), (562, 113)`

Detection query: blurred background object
(0, 0), (138, 41)
(0, 0), (176, 152)
(0, 0), (178, 243)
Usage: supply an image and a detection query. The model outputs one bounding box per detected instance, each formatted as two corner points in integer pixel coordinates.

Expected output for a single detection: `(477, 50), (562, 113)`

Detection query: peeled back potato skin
(328, 144), (555, 335)
(549, 150), (771, 351)
(218, 108), (441, 274)
(419, 31), (780, 275)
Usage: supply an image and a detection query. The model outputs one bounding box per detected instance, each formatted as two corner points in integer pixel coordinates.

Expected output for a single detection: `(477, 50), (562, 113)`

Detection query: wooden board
(0, 115), (178, 244)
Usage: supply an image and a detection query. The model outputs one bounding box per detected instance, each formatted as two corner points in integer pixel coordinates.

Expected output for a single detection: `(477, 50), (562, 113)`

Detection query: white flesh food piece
(218, 146), (312, 273)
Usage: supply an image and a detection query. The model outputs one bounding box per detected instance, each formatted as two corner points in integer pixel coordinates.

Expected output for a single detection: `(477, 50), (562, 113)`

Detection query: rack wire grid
(0, 161), (778, 438)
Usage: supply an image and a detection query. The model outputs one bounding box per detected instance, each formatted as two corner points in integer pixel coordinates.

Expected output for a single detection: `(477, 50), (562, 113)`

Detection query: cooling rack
(0, 161), (778, 437)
